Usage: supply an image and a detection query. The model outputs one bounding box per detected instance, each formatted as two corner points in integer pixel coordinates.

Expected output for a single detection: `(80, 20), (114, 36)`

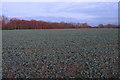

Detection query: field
(2, 28), (119, 78)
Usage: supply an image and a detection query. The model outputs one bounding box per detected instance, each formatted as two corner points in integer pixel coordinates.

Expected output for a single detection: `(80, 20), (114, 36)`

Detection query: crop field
(2, 28), (119, 78)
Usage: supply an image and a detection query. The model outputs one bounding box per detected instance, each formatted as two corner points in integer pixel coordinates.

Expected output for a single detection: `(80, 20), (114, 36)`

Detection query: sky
(2, 2), (118, 26)
(1, 0), (119, 2)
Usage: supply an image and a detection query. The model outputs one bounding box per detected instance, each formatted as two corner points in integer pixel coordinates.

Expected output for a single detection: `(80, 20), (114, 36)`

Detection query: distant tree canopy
(1, 16), (119, 30)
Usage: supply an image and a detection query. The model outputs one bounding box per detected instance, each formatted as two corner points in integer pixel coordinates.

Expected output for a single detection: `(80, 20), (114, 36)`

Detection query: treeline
(2, 19), (91, 30)
(1, 16), (119, 30)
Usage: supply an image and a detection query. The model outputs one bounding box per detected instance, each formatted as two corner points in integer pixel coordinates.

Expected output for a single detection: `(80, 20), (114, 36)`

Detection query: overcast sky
(2, 2), (118, 26)
(1, 0), (119, 2)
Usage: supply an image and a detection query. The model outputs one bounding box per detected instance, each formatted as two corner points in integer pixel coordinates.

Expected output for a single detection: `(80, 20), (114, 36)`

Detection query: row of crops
(2, 28), (119, 78)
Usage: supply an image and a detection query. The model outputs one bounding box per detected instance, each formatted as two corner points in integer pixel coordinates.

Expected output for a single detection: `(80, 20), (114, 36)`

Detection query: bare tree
(2, 15), (9, 25)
